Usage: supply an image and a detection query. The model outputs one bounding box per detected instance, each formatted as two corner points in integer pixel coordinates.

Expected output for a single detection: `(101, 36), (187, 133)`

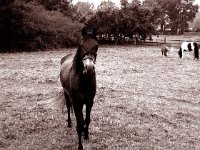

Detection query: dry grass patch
(0, 46), (200, 149)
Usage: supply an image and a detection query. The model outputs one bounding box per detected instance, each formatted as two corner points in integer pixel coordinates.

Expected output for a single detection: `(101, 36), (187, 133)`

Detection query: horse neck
(72, 46), (96, 78)
(81, 73), (96, 96)
(72, 47), (83, 73)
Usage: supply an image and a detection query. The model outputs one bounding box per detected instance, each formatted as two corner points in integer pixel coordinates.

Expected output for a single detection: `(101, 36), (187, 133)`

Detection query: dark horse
(60, 27), (98, 149)
(178, 41), (199, 60)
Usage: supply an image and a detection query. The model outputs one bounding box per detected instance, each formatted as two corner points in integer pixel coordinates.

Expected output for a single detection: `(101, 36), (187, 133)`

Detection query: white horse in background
(178, 42), (199, 60)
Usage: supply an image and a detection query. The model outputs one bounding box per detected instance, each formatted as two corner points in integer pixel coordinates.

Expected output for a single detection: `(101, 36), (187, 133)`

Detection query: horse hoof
(84, 135), (89, 141)
(67, 119), (72, 128)
(84, 130), (89, 141)
(78, 145), (83, 150)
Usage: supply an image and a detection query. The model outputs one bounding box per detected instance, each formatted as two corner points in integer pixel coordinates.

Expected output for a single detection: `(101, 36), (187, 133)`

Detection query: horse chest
(70, 74), (96, 101)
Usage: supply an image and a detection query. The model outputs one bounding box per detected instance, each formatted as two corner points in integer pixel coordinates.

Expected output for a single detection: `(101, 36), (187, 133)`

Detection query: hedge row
(0, 1), (83, 52)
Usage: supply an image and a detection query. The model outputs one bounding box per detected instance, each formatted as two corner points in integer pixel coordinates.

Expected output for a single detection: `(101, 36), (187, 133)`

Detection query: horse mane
(72, 46), (82, 72)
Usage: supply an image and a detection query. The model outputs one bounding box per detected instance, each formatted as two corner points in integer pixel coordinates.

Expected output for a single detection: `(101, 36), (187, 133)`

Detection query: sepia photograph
(0, 0), (200, 149)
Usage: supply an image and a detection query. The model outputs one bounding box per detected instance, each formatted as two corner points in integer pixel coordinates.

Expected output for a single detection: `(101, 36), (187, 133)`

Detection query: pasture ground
(0, 45), (200, 150)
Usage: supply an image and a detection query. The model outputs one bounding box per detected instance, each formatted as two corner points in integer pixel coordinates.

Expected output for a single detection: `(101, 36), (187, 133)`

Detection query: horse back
(181, 42), (194, 51)
(181, 42), (189, 51)
(61, 54), (72, 65)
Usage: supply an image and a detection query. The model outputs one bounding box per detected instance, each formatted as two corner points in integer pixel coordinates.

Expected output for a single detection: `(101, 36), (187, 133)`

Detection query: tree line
(85, 0), (199, 44)
(0, 0), (198, 52)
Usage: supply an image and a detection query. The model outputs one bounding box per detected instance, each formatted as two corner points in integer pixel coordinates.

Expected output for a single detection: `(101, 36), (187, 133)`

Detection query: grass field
(0, 45), (200, 150)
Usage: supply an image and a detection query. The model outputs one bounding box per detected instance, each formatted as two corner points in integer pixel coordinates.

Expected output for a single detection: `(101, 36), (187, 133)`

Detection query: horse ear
(81, 27), (87, 38)
(92, 28), (97, 38)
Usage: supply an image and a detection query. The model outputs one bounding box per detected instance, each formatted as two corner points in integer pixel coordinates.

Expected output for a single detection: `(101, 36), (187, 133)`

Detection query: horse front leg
(84, 101), (93, 141)
(64, 92), (71, 127)
(74, 103), (84, 150)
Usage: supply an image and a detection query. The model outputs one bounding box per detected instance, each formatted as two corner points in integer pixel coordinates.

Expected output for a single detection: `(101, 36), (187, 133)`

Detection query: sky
(72, 0), (200, 9)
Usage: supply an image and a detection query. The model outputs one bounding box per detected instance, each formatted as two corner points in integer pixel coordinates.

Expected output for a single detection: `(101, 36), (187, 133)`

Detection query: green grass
(0, 46), (200, 149)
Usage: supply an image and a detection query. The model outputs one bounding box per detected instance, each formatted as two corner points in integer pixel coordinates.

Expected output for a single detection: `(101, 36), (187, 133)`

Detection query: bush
(0, 0), (83, 52)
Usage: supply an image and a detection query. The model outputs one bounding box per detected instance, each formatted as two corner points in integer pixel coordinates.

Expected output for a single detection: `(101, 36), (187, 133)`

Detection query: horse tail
(193, 42), (199, 60)
(178, 47), (182, 58)
(39, 89), (66, 113)
(52, 89), (74, 114)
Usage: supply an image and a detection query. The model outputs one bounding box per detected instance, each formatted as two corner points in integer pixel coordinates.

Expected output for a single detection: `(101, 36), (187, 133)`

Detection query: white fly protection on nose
(83, 57), (95, 74)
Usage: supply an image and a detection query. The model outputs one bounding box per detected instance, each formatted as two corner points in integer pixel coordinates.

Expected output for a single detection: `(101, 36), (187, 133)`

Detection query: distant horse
(60, 27), (98, 149)
(161, 45), (169, 57)
(178, 42), (199, 60)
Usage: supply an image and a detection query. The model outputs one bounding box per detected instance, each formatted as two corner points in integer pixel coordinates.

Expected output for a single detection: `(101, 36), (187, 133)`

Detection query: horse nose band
(82, 57), (95, 63)
(82, 53), (96, 63)
(82, 55), (96, 74)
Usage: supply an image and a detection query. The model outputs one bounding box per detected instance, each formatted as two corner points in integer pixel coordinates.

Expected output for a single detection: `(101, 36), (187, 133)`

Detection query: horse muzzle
(82, 57), (95, 74)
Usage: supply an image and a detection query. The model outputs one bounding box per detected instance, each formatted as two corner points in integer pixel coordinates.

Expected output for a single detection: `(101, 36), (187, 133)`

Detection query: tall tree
(189, 12), (200, 30)
(87, 0), (157, 43)
(87, 1), (119, 43)
(143, 0), (167, 33)
(74, 2), (94, 23)
(120, 0), (128, 9)
(167, 0), (199, 34)
(97, 0), (117, 11)
(143, 0), (199, 34)
(27, 0), (75, 18)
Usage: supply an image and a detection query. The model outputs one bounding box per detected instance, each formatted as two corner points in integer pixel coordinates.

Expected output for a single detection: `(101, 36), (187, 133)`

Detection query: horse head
(78, 27), (98, 74)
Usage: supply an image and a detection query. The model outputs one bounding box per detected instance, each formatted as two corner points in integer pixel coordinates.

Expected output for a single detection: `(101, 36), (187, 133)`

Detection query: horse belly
(181, 42), (189, 51)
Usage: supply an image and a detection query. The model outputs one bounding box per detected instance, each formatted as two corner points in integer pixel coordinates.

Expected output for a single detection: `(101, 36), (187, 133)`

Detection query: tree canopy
(0, 0), (199, 51)
(86, 0), (157, 44)
(143, 0), (199, 34)
(189, 12), (200, 31)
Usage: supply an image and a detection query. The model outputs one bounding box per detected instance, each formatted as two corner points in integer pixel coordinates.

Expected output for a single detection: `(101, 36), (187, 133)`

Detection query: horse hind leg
(164, 51), (167, 57)
(64, 92), (72, 127)
(84, 101), (93, 141)
(194, 44), (199, 60)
